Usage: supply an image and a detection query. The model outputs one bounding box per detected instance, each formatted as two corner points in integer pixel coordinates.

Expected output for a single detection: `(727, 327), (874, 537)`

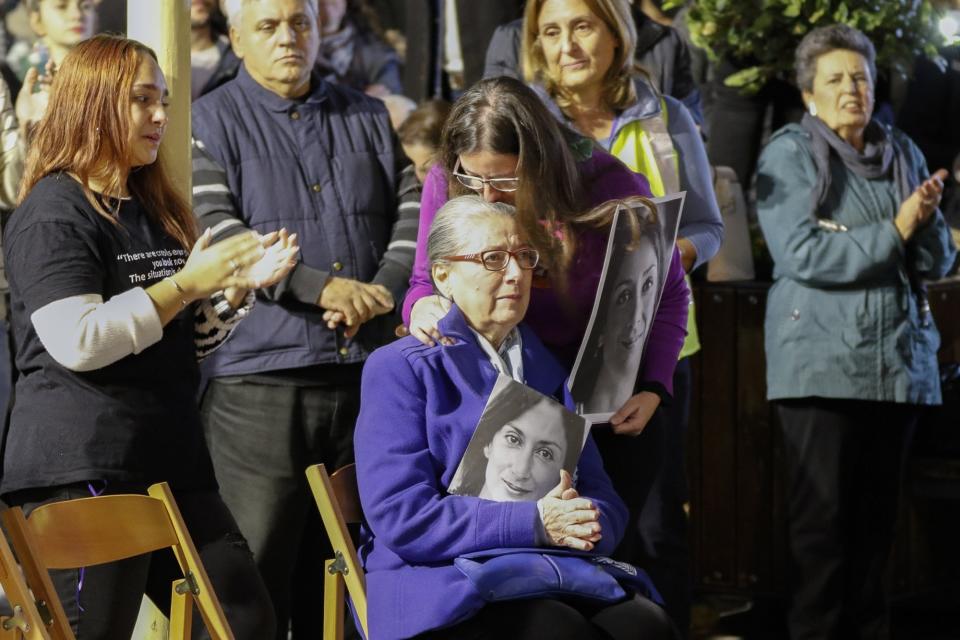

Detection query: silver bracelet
(164, 276), (188, 308)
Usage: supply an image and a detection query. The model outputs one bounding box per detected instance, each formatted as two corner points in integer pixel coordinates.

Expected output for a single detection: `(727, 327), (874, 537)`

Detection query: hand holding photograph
(568, 193), (685, 422)
(448, 374), (590, 502)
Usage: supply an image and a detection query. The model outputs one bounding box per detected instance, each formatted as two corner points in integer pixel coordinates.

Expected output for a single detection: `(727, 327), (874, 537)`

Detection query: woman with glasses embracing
(356, 195), (675, 639)
(402, 76), (689, 444)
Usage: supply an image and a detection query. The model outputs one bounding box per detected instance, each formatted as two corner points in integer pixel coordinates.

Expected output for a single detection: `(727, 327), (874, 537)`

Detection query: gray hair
(795, 24), (877, 93)
(223, 0), (318, 26)
(427, 196), (518, 271)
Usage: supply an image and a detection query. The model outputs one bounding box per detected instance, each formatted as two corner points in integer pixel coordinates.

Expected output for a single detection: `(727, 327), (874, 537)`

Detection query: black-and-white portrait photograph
(448, 375), (589, 502)
(569, 194), (685, 421)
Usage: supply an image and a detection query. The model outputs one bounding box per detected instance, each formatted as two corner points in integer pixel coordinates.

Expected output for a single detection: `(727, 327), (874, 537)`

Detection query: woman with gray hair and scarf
(755, 24), (956, 640)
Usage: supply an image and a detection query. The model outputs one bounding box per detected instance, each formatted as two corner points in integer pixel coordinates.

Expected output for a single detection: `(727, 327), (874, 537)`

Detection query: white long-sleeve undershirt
(30, 288), (250, 372)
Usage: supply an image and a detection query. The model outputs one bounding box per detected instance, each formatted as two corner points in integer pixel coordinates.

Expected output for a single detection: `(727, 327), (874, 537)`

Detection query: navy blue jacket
(192, 66), (399, 376)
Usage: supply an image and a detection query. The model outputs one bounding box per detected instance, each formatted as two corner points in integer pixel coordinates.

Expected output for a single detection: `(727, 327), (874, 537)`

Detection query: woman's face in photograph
(480, 399), (568, 502)
(601, 235), (658, 369)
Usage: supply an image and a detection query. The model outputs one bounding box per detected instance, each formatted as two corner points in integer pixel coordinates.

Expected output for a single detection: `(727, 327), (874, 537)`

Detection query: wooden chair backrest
(0, 528), (50, 640)
(18, 494), (178, 569)
(329, 465), (362, 524)
(0, 483), (235, 640)
(305, 464), (367, 639)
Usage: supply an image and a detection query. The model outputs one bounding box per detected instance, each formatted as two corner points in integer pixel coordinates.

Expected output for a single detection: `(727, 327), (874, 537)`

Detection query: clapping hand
(239, 228), (300, 289)
(177, 229), (266, 300)
(537, 470), (602, 552)
(895, 169), (948, 242)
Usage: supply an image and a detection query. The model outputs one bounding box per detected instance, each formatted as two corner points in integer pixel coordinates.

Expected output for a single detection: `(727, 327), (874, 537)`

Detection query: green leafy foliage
(685, 0), (944, 93)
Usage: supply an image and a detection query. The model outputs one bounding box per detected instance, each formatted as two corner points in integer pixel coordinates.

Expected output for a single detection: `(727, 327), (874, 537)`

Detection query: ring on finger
(229, 259), (240, 273)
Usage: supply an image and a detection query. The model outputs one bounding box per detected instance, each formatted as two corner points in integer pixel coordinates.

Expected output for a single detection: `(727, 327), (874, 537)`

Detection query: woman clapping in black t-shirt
(0, 35), (296, 637)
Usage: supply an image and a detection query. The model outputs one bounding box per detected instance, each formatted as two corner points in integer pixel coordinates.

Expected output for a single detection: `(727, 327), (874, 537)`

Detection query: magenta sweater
(401, 148), (689, 394)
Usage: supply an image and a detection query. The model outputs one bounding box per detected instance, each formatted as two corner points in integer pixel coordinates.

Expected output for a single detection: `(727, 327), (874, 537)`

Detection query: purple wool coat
(400, 148), (689, 394)
(354, 305), (629, 639)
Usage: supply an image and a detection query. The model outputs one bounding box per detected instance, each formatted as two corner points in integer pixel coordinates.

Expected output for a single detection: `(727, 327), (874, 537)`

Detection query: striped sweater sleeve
(194, 291), (255, 360)
(191, 136), (247, 243)
(372, 164), (420, 305)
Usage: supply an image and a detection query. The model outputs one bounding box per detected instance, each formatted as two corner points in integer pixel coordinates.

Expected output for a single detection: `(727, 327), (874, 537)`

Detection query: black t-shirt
(0, 173), (216, 493)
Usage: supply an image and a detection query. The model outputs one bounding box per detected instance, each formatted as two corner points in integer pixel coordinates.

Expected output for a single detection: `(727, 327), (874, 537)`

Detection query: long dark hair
(19, 35), (196, 250)
(440, 77), (594, 287)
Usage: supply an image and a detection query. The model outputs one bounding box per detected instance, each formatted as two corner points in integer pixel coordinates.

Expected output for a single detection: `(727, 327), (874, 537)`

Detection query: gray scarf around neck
(800, 112), (930, 308)
(317, 22), (356, 78)
(800, 111), (914, 213)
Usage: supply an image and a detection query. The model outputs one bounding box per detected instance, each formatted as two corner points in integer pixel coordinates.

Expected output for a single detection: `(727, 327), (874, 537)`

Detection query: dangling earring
(808, 102), (818, 117)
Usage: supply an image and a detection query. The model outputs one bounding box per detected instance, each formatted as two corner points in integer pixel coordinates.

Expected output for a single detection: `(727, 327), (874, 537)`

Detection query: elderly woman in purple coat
(355, 196), (676, 640)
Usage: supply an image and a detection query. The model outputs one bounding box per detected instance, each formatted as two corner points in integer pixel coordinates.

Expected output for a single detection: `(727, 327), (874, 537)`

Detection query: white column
(126, 0), (191, 203)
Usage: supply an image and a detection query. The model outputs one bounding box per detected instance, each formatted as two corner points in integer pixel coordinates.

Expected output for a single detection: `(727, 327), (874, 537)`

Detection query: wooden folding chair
(305, 464), (368, 640)
(0, 482), (234, 640)
(0, 530), (49, 640)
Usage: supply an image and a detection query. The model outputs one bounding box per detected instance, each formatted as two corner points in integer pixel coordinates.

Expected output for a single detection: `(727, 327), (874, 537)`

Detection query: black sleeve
(669, 31), (698, 107)
(635, 380), (672, 407)
(5, 216), (105, 315)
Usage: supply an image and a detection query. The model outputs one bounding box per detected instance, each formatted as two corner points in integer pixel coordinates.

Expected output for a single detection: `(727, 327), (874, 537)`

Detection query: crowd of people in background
(0, 0), (957, 638)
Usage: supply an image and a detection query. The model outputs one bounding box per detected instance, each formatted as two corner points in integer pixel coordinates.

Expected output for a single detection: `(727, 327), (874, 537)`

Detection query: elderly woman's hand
(408, 295), (453, 347)
(895, 169), (948, 242)
(537, 470), (602, 551)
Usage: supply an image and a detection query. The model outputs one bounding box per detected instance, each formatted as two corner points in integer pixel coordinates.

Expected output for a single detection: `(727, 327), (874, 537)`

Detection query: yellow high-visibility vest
(609, 104), (700, 359)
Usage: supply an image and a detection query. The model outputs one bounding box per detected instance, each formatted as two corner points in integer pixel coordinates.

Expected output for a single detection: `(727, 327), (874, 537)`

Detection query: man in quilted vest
(191, 0), (408, 635)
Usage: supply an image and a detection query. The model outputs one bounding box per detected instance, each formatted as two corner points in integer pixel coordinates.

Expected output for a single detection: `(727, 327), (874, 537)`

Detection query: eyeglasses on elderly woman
(443, 248), (540, 271)
(452, 158), (520, 193)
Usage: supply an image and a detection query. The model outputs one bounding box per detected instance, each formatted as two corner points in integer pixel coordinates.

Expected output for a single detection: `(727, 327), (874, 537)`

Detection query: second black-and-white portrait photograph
(568, 193), (685, 421)
(448, 375), (590, 502)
